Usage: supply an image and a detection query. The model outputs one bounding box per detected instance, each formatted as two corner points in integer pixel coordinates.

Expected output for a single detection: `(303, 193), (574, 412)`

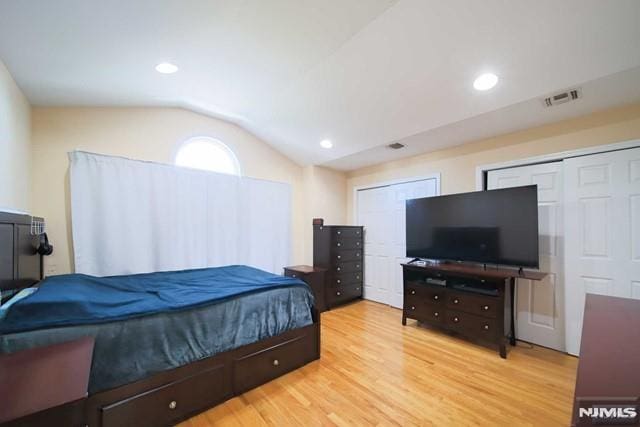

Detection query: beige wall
(31, 107), (347, 275)
(302, 165), (348, 263)
(31, 102), (640, 275)
(346, 103), (640, 222)
(0, 60), (31, 212)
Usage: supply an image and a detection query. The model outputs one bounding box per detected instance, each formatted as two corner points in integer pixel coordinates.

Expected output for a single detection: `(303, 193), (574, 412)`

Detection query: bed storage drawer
(100, 363), (230, 427)
(232, 333), (312, 394)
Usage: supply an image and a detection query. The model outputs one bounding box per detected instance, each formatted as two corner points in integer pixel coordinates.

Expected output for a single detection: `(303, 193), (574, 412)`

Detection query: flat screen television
(405, 185), (539, 268)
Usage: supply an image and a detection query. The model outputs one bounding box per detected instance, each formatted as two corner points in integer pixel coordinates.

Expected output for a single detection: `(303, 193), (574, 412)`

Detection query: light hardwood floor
(180, 300), (578, 426)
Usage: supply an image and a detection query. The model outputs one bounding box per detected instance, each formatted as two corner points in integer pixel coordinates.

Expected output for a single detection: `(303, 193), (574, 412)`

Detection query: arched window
(175, 137), (241, 176)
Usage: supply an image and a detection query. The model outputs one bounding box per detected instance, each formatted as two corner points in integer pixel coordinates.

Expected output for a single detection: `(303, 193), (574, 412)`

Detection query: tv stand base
(400, 262), (541, 358)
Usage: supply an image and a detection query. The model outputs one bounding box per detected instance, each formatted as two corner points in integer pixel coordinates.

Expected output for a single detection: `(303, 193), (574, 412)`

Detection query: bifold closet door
(357, 179), (437, 308)
(564, 147), (640, 355)
(488, 163), (565, 351)
(357, 186), (393, 305)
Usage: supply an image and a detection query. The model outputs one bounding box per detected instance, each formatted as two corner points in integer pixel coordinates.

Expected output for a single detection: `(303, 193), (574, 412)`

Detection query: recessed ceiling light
(155, 62), (179, 74)
(320, 139), (333, 149)
(473, 73), (498, 91)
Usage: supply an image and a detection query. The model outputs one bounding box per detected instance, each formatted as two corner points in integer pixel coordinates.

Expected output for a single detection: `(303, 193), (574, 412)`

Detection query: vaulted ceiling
(1, 0), (639, 170)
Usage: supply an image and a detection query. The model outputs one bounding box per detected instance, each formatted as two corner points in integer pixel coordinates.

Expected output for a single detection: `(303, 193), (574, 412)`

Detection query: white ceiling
(1, 0), (640, 171)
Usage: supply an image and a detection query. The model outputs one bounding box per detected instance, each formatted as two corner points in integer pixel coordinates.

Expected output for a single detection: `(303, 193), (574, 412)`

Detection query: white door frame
(352, 174), (442, 224)
(475, 139), (640, 190)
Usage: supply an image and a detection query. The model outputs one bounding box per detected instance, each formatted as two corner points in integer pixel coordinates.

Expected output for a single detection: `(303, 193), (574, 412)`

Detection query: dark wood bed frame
(0, 212), (321, 426)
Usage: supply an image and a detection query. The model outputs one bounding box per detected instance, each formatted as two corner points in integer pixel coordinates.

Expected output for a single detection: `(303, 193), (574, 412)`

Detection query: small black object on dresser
(284, 265), (327, 312)
(313, 223), (364, 309)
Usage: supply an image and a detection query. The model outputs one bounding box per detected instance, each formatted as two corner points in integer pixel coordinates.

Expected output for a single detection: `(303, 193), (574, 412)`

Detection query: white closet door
(357, 179), (438, 308)
(358, 186), (392, 305)
(388, 180), (438, 308)
(488, 163), (565, 351)
(564, 147), (640, 355)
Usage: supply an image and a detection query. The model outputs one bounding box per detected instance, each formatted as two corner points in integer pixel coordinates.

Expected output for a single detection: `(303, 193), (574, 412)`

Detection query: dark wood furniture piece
(401, 262), (546, 358)
(571, 295), (640, 426)
(0, 336), (95, 427)
(0, 213), (321, 427)
(86, 314), (319, 427)
(0, 211), (43, 298)
(313, 224), (364, 309)
(284, 265), (327, 312)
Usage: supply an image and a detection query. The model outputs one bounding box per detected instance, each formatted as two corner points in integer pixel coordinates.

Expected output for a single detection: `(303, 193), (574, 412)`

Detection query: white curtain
(69, 151), (291, 276)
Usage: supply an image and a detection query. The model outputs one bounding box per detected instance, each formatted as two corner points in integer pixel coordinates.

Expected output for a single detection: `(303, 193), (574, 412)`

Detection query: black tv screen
(406, 185), (539, 268)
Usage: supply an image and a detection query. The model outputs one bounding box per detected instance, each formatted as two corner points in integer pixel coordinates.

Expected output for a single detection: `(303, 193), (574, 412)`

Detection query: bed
(0, 212), (321, 427)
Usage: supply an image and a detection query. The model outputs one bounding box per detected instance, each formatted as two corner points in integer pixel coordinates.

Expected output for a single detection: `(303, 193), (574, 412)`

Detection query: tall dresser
(313, 224), (364, 308)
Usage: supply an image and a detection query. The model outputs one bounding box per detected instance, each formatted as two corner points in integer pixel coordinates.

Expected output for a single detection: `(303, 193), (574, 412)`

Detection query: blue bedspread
(0, 265), (311, 334)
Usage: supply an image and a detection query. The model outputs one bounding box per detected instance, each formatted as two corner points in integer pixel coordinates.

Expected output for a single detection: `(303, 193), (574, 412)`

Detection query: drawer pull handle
(453, 317), (459, 323)
(337, 267), (341, 271)
(337, 279), (341, 284)
(356, 275), (360, 279)
(169, 401), (177, 410)
(337, 291), (341, 296)
(433, 295), (439, 300)
(434, 312), (439, 317)
(453, 298), (459, 304)
(273, 359), (280, 366)
(337, 242), (341, 247)
(411, 306), (415, 310)
(337, 231), (341, 235)
(357, 253), (360, 257)
(410, 290), (416, 295)
(337, 255), (341, 259)
(356, 287), (360, 291)
(356, 242), (360, 246)
(292, 274), (297, 278)
(483, 325), (489, 330)
(483, 305), (489, 311)
(356, 264), (360, 268)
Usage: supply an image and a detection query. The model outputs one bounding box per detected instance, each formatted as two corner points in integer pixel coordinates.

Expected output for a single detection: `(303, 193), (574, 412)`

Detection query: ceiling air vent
(388, 142), (405, 149)
(543, 88), (582, 107)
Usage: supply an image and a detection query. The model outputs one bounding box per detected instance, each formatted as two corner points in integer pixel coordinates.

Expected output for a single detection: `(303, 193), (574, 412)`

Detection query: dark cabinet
(313, 225), (364, 309)
(284, 265), (326, 312)
(402, 263), (509, 358)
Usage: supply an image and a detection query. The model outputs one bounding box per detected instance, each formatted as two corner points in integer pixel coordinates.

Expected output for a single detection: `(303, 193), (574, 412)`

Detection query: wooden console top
(572, 294), (640, 425)
(401, 262), (547, 281)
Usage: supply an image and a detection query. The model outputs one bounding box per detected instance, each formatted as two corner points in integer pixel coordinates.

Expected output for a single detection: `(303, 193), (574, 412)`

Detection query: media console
(401, 262), (546, 358)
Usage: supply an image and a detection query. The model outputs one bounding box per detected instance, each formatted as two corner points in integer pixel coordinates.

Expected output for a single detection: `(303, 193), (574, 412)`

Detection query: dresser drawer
(446, 291), (499, 319)
(332, 239), (362, 250)
(330, 271), (362, 287)
(404, 282), (445, 305)
(333, 249), (362, 262)
(101, 363), (230, 427)
(404, 296), (444, 323)
(233, 334), (312, 394)
(333, 260), (362, 273)
(446, 310), (498, 340)
(332, 227), (362, 239)
(328, 283), (362, 305)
